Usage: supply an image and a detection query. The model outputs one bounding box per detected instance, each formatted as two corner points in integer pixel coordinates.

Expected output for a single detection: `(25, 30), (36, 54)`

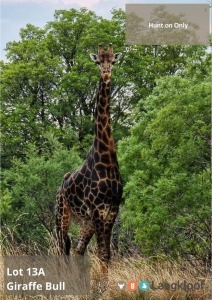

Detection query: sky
(0, 0), (210, 61)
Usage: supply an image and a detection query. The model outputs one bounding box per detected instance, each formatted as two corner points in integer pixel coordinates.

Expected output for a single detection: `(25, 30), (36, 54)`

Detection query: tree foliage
(1, 8), (204, 168)
(1, 136), (82, 246)
(118, 53), (210, 264)
(1, 7), (210, 264)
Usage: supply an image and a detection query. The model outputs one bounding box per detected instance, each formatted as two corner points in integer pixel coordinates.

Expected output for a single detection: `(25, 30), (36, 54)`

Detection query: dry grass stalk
(0, 242), (211, 300)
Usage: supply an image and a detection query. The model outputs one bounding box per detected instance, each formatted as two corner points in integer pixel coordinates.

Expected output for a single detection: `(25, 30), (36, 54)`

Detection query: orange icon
(127, 280), (138, 291)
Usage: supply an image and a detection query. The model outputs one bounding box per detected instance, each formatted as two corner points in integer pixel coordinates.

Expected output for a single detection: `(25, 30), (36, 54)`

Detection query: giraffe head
(90, 43), (121, 82)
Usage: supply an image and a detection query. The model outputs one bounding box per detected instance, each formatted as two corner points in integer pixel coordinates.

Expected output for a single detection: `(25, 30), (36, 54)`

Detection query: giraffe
(55, 43), (122, 273)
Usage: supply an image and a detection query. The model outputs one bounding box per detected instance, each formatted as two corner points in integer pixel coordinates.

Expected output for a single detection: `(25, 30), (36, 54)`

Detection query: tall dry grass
(0, 240), (211, 300)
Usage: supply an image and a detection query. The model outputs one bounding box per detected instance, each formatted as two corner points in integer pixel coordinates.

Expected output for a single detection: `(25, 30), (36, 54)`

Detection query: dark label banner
(3, 255), (90, 295)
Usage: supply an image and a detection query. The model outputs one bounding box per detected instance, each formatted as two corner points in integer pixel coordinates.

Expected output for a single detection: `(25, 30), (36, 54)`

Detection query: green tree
(1, 136), (82, 248)
(118, 51), (210, 266)
(1, 7), (210, 260)
(1, 8), (205, 169)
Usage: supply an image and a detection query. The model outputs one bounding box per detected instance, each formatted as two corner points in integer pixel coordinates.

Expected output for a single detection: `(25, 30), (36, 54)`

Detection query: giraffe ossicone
(55, 43), (123, 273)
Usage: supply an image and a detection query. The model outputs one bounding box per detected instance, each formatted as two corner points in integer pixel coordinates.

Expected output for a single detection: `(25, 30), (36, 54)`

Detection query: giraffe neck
(93, 77), (115, 153)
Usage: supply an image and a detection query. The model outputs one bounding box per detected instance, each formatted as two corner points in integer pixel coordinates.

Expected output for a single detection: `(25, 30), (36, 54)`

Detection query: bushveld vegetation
(1, 7), (211, 300)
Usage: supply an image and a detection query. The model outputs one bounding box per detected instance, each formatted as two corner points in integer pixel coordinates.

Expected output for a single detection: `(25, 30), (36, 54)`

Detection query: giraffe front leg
(73, 220), (95, 255)
(55, 192), (71, 256)
(95, 221), (115, 275)
(95, 208), (119, 275)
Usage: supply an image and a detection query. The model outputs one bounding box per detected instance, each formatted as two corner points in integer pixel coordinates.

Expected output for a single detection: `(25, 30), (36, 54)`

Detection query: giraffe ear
(90, 53), (98, 62)
(114, 52), (121, 62)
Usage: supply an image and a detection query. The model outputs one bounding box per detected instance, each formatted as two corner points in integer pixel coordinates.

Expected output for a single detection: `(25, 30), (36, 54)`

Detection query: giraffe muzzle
(102, 73), (111, 81)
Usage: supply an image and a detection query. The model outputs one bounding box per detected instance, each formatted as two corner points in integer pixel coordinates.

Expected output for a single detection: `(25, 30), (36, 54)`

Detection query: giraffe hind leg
(73, 220), (95, 255)
(65, 234), (71, 255)
(55, 191), (71, 256)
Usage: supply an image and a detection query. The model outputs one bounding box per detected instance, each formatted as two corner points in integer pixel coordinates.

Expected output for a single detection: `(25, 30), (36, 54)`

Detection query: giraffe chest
(63, 164), (122, 219)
